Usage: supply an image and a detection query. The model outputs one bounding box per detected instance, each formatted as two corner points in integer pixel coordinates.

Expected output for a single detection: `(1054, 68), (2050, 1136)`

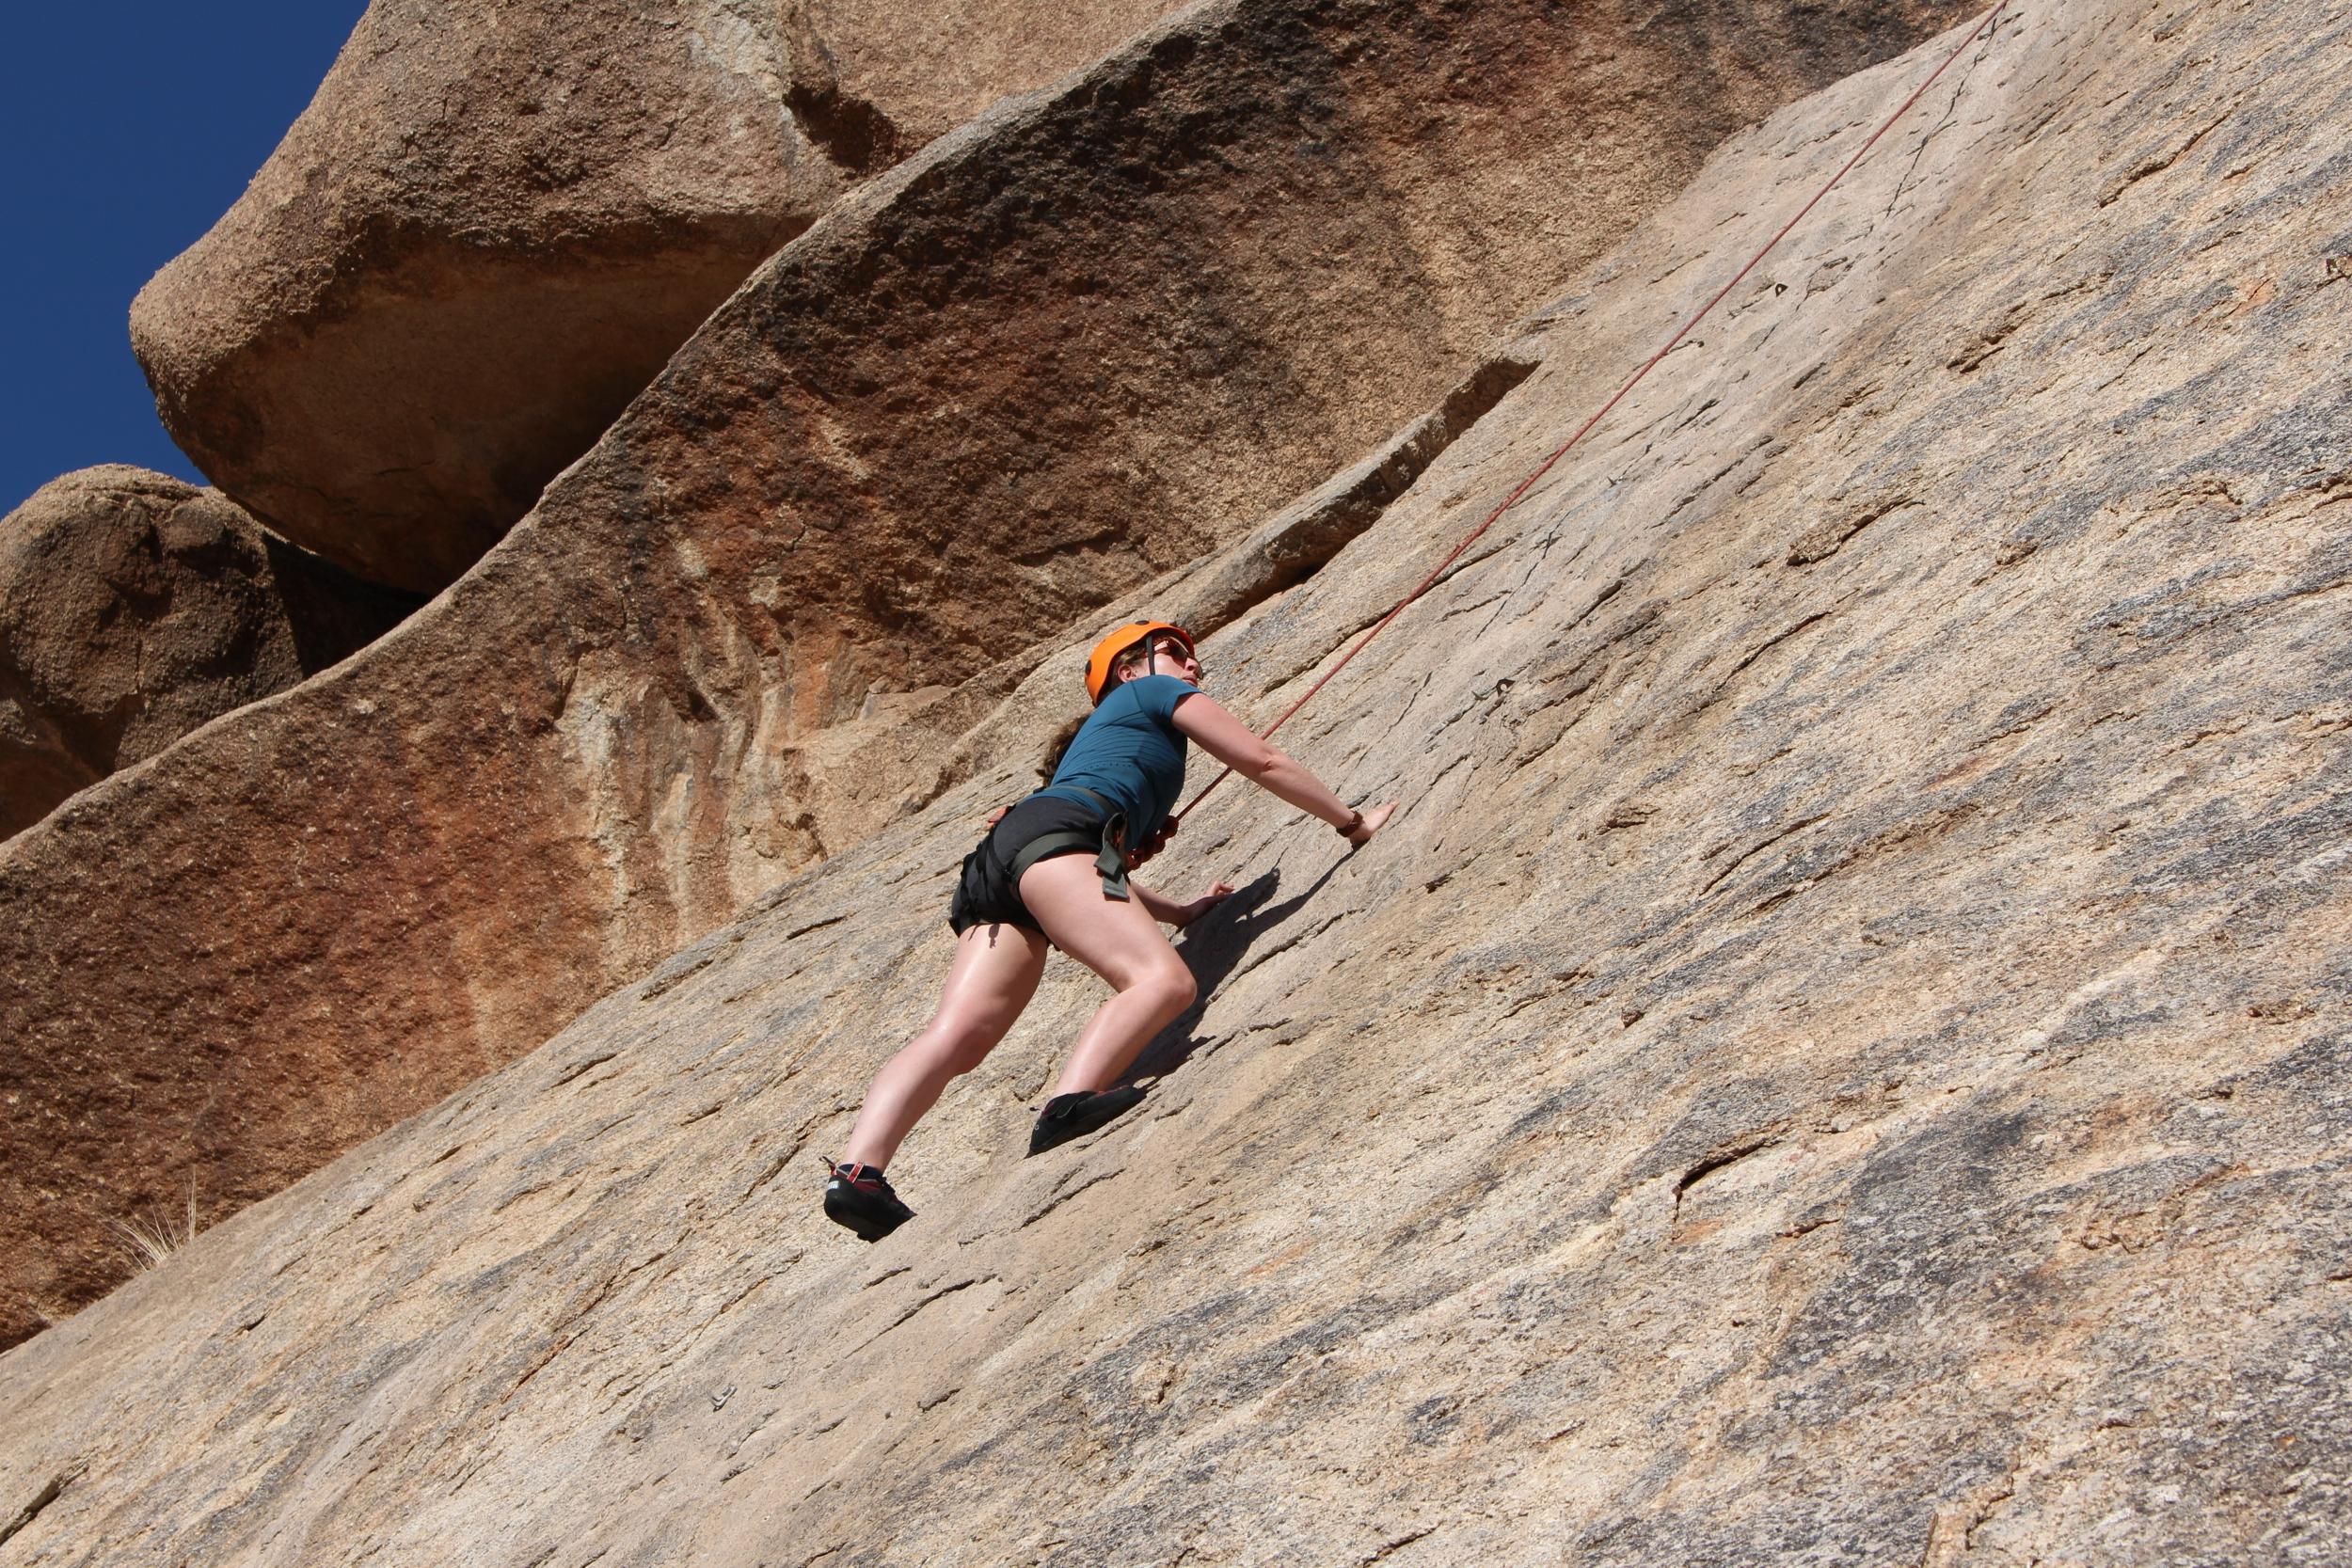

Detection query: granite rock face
(129, 0), (1189, 591)
(0, 467), (415, 840)
(2, 0), (2344, 1560)
(2, 0), (1968, 1345)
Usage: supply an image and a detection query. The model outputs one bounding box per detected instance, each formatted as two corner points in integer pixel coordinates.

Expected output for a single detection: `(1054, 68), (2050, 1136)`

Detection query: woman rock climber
(822, 620), (1397, 1240)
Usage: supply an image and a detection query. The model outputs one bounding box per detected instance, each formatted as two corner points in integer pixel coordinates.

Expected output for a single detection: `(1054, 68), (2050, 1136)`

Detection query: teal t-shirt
(1038, 674), (1198, 832)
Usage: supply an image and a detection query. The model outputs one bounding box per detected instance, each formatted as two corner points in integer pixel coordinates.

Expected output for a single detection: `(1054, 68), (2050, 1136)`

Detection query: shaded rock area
(778, 0), (1197, 158)
(130, 0), (1190, 592)
(0, 0), (1972, 1346)
(0, 467), (417, 841)
(4, 0), (2345, 1560)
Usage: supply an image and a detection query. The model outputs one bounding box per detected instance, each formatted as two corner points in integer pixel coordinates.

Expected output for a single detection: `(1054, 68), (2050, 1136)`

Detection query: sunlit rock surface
(129, 0), (1192, 592)
(3, 0), (1969, 1344)
(2, 1), (2344, 1560)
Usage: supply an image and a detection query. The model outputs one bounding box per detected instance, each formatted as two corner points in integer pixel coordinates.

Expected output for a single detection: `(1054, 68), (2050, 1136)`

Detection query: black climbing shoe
(822, 1158), (914, 1242)
(1026, 1086), (1148, 1156)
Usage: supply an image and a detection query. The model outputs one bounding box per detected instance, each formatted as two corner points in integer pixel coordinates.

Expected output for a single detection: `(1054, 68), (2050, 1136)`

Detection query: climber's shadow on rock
(1121, 856), (1347, 1083)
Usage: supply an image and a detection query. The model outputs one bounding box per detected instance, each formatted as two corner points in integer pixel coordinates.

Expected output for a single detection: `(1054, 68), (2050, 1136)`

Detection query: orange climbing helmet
(1083, 620), (1197, 705)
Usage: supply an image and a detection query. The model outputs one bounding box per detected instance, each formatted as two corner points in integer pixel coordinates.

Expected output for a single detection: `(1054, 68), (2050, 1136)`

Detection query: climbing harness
(1171, 1), (2011, 827)
(1007, 786), (1134, 902)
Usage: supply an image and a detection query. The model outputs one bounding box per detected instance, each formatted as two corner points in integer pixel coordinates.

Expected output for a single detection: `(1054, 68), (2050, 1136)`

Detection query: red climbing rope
(1174, 0), (2010, 826)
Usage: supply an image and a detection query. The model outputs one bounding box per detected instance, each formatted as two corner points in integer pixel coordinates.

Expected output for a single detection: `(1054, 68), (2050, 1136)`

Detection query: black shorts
(947, 794), (1112, 936)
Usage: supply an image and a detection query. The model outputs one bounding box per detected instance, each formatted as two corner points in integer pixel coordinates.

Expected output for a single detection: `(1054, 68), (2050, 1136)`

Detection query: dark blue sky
(1, 4), (366, 515)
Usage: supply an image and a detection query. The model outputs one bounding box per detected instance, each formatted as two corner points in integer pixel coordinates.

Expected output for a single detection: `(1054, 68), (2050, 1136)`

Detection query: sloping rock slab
(0, 467), (415, 840)
(3, 0), (2346, 1560)
(1, 0), (1973, 1344)
(130, 0), (1189, 591)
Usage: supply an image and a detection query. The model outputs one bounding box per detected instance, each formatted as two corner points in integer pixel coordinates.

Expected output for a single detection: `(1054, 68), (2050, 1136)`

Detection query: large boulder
(129, 0), (1189, 592)
(0, 467), (416, 839)
(2, 1), (2345, 1557)
(4, 0), (1977, 1346)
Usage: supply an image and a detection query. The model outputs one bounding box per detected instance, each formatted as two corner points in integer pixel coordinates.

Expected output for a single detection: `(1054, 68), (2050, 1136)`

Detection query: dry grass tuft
(107, 1186), (202, 1271)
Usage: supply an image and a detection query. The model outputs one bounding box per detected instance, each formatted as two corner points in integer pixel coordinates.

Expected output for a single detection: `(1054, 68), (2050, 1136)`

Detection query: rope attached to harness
(1171, 1), (2010, 827)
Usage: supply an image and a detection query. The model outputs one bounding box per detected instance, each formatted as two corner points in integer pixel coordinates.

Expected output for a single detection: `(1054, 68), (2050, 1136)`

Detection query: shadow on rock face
(1128, 860), (1347, 1081)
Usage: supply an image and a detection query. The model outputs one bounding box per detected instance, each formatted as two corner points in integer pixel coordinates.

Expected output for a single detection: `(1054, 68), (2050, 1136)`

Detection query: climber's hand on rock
(1345, 800), (1399, 847)
(1171, 882), (1236, 927)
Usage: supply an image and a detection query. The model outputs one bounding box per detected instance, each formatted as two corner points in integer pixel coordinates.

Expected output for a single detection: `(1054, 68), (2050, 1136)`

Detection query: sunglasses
(1122, 637), (1204, 677)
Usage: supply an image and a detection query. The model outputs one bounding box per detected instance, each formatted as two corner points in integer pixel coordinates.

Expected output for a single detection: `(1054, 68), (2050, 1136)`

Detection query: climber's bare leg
(1020, 852), (1196, 1095)
(840, 922), (1048, 1167)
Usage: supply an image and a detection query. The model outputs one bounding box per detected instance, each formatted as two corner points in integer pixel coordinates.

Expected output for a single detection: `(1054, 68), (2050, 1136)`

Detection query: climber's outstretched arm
(1131, 878), (1236, 927)
(1171, 693), (1396, 845)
